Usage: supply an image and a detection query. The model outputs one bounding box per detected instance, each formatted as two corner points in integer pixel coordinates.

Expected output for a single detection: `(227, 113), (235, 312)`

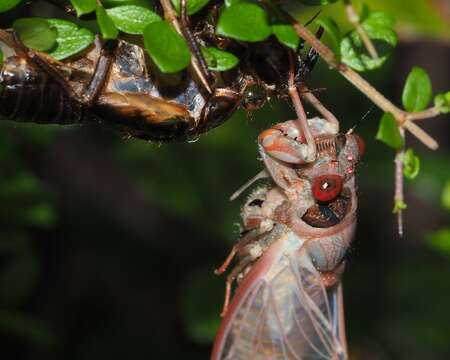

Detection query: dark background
(1, 1), (449, 359)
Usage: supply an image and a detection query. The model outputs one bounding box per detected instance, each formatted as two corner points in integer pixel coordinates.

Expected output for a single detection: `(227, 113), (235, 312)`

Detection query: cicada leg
(83, 40), (118, 106)
(20, 33), (118, 108)
(179, 0), (212, 91)
(300, 84), (340, 132)
(160, 0), (212, 94)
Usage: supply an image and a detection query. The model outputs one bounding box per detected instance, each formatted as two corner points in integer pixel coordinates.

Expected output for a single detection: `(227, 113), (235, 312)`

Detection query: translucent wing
(212, 227), (347, 360)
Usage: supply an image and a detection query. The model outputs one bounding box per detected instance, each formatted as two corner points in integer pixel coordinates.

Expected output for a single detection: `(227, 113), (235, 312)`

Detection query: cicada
(0, 6), (320, 142)
(212, 115), (364, 360)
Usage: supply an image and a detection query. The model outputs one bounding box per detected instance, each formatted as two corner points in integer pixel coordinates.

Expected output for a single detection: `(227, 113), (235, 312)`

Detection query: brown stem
(343, 0), (379, 59)
(276, 6), (440, 150)
(394, 128), (405, 237)
(406, 107), (440, 122)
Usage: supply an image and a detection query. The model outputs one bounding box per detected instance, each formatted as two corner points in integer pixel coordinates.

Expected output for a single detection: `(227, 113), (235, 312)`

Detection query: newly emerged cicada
(212, 115), (364, 360)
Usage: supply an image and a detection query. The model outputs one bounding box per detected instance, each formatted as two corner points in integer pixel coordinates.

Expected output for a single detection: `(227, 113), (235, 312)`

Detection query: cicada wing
(212, 228), (347, 360)
(97, 91), (191, 125)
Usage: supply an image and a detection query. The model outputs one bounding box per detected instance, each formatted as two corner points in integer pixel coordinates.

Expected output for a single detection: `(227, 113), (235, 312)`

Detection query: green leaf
(442, 180), (450, 211)
(144, 21), (191, 73)
(102, 0), (151, 7)
(107, 5), (161, 35)
(96, 5), (119, 40)
(70, 0), (96, 17)
(392, 199), (407, 213)
(427, 227), (450, 256)
(316, 17), (341, 61)
(402, 148), (420, 180)
(0, 47), (3, 68)
(402, 66), (432, 112)
(434, 91), (450, 114)
(294, 0), (338, 5)
(272, 23), (300, 50)
(0, 0), (22, 13)
(376, 112), (404, 150)
(13, 18), (57, 52)
(341, 11), (397, 72)
(171, 0), (210, 15)
(224, 0), (240, 6)
(46, 19), (95, 60)
(217, 3), (272, 42)
(201, 47), (239, 71)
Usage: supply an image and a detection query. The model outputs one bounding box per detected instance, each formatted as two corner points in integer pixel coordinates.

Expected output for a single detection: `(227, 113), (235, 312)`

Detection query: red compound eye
(353, 134), (365, 159)
(312, 175), (343, 202)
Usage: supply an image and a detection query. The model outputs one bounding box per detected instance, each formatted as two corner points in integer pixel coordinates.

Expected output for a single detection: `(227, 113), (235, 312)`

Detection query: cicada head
(300, 132), (364, 229)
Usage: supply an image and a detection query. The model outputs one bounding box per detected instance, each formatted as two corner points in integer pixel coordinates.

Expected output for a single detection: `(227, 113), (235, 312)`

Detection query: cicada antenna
(346, 105), (375, 134)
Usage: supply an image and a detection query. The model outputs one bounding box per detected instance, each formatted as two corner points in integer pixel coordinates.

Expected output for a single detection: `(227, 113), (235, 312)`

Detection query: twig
(394, 128), (405, 237)
(276, 6), (440, 150)
(343, 0), (379, 59)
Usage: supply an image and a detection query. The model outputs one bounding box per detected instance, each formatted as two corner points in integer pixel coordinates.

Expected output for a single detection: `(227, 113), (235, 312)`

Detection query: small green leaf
(316, 17), (341, 61)
(201, 47), (239, 71)
(341, 11), (397, 72)
(96, 5), (119, 40)
(171, 0), (210, 15)
(392, 199), (407, 214)
(217, 3), (272, 42)
(0, 47), (3, 68)
(70, 0), (96, 17)
(402, 66), (432, 112)
(434, 91), (450, 114)
(272, 23), (300, 50)
(102, 0), (151, 7)
(376, 112), (404, 150)
(294, 0), (338, 5)
(13, 18), (57, 52)
(402, 148), (420, 180)
(224, 0), (240, 6)
(0, 0), (22, 13)
(144, 21), (191, 73)
(46, 19), (95, 60)
(107, 5), (161, 35)
(427, 227), (450, 256)
(442, 180), (450, 211)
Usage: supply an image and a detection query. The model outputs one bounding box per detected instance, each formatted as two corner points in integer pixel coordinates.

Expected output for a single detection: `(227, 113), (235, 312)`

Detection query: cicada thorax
(0, 31), (84, 124)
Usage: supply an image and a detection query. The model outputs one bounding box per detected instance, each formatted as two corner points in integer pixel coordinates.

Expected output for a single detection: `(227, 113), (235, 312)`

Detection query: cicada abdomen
(212, 117), (364, 360)
(0, 31), (83, 125)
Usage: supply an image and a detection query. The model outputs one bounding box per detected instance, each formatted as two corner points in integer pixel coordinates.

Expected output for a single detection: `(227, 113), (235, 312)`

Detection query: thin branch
(405, 107), (440, 122)
(343, 0), (379, 59)
(275, 6), (441, 150)
(394, 128), (405, 237)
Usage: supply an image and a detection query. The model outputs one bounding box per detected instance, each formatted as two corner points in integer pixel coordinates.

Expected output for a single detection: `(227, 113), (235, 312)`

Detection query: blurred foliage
(0, 1), (449, 360)
(0, 128), (55, 346)
(293, 0), (450, 41)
